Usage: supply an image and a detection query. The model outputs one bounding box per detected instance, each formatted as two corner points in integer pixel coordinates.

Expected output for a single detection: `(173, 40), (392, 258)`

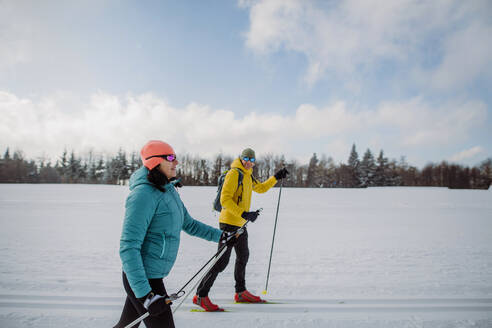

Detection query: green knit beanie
(241, 148), (256, 159)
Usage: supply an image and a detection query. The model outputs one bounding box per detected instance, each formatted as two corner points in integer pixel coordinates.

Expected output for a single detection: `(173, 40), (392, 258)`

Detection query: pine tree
(4, 148), (10, 160)
(286, 159), (300, 187)
(199, 159), (209, 185)
(321, 155), (336, 187)
(129, 151), (141, 175)
(68, 151), (83, 183)
(86, 150), (97, 183)
(212, 154), (223, 185)
(95, 158), (105, 183)
(306, 153), (319, 187)
(479, 158), (492, 189)
(58, 149), (69, 183)
(374, 150), (388, 186)
(347, 144), (361, 187)
(116, 149), (130, 184)
(104, 149), (130, 185)
(359, 149), (376, 187)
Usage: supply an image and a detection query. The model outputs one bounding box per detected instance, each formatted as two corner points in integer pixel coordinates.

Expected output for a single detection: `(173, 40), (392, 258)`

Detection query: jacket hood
(231, 157), (252, 175)
(129, 166), (153, 191)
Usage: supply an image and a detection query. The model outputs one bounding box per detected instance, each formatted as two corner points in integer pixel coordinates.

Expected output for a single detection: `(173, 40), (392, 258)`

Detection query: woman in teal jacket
(114, 140), (222, 328)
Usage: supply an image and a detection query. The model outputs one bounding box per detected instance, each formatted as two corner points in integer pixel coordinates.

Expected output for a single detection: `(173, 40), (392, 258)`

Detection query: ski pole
(172, 212), (261, 313)
(262, 180), (283, 295)
(124, 312), (149, 328)
(172, 242), (229, 313)
(124, 218), (257, 326)
(171, 216), (254, 299)
(124, 241), (234, 326)
(123, 295), (175, 328)
(173, 208), (262, 297)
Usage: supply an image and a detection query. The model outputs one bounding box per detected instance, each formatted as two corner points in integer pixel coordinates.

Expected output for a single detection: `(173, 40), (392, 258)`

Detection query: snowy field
(0, 184), (491, 328)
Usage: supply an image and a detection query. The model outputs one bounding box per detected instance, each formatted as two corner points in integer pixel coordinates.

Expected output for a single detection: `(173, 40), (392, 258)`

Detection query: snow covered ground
(0, 184), (491, 327)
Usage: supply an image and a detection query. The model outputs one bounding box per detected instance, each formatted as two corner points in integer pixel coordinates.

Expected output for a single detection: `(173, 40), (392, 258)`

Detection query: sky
(1, 0), (491, 167)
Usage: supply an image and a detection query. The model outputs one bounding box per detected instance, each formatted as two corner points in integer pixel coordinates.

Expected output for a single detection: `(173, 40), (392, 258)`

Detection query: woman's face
(158, 155), (179, 179)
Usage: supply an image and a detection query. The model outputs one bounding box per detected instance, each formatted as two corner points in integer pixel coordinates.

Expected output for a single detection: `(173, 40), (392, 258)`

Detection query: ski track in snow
(1, 294), (492, 327)
(2, 294), (492, 312)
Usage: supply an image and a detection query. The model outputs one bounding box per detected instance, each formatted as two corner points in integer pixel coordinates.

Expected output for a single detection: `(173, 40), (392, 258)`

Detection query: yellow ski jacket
(219, 158), (278, 227)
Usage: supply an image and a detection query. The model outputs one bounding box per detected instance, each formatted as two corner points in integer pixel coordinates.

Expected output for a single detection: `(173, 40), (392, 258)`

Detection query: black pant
(113, 272), (175, 328)
(196, 224), (249, 296)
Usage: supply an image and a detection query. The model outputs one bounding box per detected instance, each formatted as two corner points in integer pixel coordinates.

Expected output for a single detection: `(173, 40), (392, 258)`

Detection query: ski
(234, 301), (282, 304)
(190, 308), (228, 312)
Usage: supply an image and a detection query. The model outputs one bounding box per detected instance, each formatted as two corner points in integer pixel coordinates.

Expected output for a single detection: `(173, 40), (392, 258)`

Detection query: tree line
(0, 145), (490, 189)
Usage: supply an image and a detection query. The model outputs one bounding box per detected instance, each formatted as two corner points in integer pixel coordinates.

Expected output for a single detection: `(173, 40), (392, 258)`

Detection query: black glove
(140, 291), (172, 316)
(220, 230), (241, 246)
(274, 167), (289, 180)
(241, 210), (259, 222)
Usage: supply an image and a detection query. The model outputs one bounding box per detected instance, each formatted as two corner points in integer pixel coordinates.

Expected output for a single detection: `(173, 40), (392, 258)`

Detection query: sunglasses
(146, 154), (177, 162)
(242, 156), (256, 163)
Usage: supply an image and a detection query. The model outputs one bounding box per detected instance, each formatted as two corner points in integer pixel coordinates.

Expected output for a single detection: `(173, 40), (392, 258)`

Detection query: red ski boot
(234, 290), (267, 303)
(192, 295), (224, 312)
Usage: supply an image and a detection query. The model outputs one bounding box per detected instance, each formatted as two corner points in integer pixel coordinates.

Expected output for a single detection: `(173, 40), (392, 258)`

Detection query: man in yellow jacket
(193, 148), (289, 311)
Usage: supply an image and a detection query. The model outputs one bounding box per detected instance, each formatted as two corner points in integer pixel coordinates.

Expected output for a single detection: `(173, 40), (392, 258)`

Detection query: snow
(0, 184), (491, 327)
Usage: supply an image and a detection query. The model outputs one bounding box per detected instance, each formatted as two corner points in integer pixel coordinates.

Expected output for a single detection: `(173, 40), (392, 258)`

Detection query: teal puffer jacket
(120, 166), (222, 298)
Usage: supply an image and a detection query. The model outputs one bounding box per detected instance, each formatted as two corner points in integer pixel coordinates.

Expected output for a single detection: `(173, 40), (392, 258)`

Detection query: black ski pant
(196, 223), (249, 297)
(113, 272), (175, 328)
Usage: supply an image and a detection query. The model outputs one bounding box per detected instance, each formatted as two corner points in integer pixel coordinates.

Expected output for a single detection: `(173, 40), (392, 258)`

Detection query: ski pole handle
(168, 290), (185, 301)
(124, 294), (174, 328)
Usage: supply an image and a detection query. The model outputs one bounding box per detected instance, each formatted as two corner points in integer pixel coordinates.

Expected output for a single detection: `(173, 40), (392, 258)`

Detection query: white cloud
(449, 146), (484, 163)
(373, 98), (487, 147)
(241, 0), (492, 89)
(0, 90), (487, 164)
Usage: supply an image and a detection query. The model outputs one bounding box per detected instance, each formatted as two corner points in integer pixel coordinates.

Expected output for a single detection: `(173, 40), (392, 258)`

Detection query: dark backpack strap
(234, 168), (244, 186)
(233, 168), (244, 204)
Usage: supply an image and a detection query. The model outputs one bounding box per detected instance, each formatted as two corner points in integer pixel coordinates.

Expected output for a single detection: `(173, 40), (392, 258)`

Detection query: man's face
(241, 157), (255, 170)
